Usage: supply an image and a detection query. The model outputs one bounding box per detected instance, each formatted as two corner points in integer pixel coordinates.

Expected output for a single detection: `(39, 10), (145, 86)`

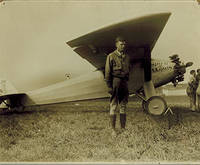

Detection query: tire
(146, 96), (167, 116)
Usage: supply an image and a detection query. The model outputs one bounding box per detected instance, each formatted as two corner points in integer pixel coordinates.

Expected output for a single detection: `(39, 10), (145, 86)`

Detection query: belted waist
(112, 72), (129, 80)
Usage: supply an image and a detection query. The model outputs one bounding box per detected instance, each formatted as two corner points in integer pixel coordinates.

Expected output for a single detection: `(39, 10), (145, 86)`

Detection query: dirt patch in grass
(0, 96), (200, 162)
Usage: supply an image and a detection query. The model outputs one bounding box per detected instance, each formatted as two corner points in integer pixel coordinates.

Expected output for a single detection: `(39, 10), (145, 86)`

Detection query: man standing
(186, 70), (197, 111)
(105, 36), (130, 136)
(195, 69), (200, 111)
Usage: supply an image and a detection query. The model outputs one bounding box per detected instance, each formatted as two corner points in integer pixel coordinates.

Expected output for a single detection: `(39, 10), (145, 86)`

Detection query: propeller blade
(186, 62), (193, 67)
(169, 54), (179, 60)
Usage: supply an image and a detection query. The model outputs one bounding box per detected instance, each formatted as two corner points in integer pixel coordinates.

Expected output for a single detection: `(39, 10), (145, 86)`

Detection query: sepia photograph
(0, 0), (200, 163)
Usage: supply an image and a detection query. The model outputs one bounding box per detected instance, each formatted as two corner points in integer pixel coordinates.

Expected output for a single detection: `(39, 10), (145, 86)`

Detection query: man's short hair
(190, 70), (195, 74)
(197, 69), (200, 73)
(115, 36), (126, 43)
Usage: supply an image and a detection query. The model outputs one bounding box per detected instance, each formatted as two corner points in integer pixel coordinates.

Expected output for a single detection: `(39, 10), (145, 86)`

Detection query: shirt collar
(115, 50), (125, 58)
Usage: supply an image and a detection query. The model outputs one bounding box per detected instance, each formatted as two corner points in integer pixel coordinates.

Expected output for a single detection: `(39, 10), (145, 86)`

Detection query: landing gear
(142, 100), (147, 112)
(141, 96), (167, 116)
(146, 96), (167, 115)
(2, 100), (25, 112)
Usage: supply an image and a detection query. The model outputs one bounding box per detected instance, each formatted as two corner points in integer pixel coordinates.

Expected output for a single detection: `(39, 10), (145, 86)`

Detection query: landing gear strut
(137, 92), (167, 115)
(2, 99), (24, 112)
(140, 45), (168, 116)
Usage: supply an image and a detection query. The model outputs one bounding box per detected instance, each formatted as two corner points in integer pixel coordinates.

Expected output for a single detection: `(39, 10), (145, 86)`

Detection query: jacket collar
(115, 50), (125, 58)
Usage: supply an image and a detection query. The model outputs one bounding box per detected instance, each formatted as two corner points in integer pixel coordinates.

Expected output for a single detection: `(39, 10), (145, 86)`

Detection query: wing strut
(143, 45), (156, 99)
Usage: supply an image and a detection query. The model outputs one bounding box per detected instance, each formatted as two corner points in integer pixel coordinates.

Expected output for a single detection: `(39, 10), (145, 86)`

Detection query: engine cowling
(169, 54), (193, 86)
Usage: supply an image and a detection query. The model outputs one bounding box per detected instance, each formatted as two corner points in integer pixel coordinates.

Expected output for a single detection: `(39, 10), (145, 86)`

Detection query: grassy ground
(0, 96), (200, 162)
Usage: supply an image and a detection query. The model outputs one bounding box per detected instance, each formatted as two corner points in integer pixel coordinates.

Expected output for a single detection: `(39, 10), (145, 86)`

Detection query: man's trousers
(110, 77), (129, 115)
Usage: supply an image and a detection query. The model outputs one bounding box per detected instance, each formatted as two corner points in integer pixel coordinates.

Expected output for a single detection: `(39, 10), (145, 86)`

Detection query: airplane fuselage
(22, 58), (176, 106)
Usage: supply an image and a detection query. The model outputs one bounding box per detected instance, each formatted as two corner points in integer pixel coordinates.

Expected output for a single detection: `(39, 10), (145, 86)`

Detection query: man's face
(116, 41), (126, 52)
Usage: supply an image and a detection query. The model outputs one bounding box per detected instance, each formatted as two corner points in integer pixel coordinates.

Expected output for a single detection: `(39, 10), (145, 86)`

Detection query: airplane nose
(179, 66), (186, 74)
(169, 54), (193, 86)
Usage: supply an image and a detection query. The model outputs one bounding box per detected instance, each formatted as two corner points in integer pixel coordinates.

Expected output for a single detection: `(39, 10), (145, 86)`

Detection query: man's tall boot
(110, 114), (117, 136)
(120, 113), (126, 131)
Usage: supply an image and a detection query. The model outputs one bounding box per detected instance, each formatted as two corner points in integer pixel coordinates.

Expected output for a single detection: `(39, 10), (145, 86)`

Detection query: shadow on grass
(0, 110), (36, 116)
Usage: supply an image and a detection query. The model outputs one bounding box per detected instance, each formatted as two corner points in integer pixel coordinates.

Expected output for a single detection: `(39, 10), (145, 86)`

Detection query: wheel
(146, 96), (167, 116)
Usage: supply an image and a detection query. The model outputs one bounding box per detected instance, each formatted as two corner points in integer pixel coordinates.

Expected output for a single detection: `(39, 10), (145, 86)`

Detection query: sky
(0, 0), (200, 92)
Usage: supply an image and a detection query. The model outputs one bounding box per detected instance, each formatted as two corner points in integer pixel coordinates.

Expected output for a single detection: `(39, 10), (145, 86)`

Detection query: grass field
(0, 96), (200, 163)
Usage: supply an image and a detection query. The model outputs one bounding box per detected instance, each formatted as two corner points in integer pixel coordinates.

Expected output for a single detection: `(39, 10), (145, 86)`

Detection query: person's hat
(190, 70), (195, 74)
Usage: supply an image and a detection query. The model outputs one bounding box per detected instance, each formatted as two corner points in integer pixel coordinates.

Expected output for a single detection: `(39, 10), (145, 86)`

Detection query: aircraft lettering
(152, 65), (173, 72)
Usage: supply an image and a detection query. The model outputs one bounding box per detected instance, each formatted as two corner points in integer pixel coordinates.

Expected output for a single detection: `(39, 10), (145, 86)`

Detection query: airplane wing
(66, 12), (171, 70)
(0, 93), (26, 108)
